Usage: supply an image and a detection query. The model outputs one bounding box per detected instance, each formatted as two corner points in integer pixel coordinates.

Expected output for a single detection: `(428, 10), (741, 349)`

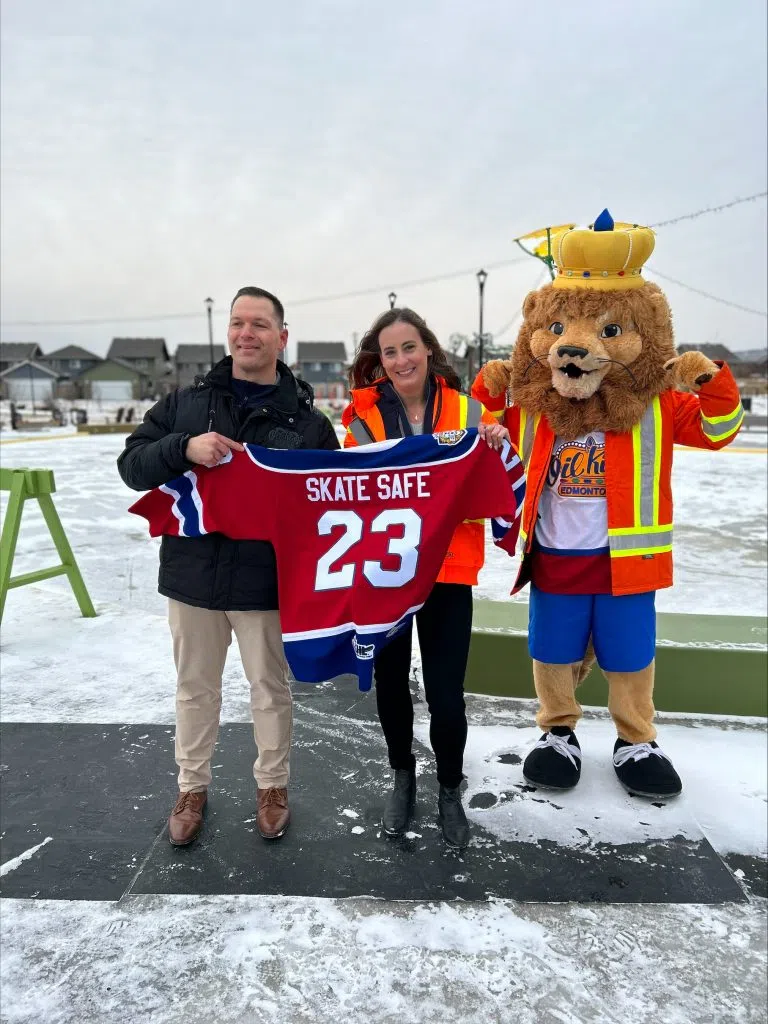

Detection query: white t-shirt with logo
(535, 432), (608, 553)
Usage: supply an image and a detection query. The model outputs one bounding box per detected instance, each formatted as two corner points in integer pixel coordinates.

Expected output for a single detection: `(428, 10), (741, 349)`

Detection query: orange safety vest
(341, 376), (496, 585)
(471, 363), (744, 595)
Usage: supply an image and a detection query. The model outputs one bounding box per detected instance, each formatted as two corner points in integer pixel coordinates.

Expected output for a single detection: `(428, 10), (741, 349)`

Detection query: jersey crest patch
(434, 429), (467, 446)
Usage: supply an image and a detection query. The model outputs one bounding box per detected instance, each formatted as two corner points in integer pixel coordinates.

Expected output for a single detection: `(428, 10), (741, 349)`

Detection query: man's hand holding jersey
(185, 432), (244, 469)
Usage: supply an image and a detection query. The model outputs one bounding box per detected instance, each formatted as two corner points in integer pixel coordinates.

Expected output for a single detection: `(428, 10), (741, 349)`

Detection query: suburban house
(106, 338), (173, 396)
(294, 341), (348, 401)
(0, 359), (59, 403)
(175, 344), (227, 388)
(79, 358), (153, 402)
(0, 342), (43, 375)
(40, 345), (102, 398)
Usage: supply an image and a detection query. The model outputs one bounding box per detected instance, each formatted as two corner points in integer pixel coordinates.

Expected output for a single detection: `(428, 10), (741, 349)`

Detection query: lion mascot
(471, 210), (744, 798)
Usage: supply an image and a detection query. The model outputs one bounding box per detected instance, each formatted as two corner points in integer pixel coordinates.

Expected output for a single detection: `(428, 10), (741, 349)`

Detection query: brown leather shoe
(168, 790), (207, 846)
(257, 787), (290, 839)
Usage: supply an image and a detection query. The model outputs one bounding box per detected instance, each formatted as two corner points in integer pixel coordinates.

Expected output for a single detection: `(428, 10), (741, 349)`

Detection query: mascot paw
(663, 351), (720, 391)
(482, 359), (514, 399)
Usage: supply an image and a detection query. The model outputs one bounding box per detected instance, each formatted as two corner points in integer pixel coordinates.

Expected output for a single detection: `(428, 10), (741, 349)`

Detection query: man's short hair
(230, 287), (285, 327)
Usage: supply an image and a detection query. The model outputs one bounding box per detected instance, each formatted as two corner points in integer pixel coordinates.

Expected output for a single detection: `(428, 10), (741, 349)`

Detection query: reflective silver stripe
(638, 399), (657, 527)
(348, 418), (372, 446)
(520, 410), (536, 467)
(611, 397), (666, 560)
(609, 528), (673, 553)
(466, 397), (483, 429)
(701, 404), (744, 441)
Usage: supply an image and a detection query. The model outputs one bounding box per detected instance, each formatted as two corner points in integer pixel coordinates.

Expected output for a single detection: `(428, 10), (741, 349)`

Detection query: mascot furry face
(512, 282), (676, 435)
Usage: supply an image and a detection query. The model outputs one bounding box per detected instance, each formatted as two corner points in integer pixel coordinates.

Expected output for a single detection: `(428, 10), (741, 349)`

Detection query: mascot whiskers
(472, 210), (744, 798)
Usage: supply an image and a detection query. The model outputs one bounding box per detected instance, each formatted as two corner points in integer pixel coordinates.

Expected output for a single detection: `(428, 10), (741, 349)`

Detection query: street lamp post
(205, 297), (215, 370)
(388, 291), (397, 309)
(476, 269), (488, 368)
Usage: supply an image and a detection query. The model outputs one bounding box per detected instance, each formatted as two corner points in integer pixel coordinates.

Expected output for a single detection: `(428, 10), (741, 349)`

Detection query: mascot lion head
(484, 212), (682, 436)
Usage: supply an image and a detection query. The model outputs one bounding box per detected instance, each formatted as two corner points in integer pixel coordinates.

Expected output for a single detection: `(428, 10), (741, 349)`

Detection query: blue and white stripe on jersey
(283, 606), (421, 691)
(243, 428), (480, 474)
(159, 471), (207, 537)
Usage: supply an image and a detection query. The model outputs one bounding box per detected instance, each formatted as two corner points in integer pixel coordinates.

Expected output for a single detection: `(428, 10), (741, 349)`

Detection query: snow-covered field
(1, 430), (766, 1024)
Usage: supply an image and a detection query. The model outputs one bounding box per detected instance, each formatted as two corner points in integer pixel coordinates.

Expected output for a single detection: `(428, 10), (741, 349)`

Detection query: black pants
(374, 582), (472, 789)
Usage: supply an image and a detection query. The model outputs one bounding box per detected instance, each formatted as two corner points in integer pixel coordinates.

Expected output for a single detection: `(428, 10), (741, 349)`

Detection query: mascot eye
(548, 322), (564, 336)
(600, 323), (622, 339)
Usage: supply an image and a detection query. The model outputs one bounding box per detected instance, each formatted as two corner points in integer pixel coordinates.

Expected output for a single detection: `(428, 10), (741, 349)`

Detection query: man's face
(227, 296), (288, 381)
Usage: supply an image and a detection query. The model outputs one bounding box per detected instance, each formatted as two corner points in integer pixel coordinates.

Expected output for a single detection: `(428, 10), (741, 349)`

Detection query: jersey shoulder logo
(434, 429), (467, 446)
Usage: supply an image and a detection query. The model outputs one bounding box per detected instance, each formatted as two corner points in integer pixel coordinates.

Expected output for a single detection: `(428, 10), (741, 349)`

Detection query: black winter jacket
(118, 357), (340, 609)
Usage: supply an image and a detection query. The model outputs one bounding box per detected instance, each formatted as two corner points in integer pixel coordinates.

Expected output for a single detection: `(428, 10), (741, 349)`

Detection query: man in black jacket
(118, 286), (340, 847)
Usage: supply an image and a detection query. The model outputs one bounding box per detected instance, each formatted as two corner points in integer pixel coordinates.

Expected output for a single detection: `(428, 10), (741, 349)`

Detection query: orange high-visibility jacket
(471, 363), (744, 595)
(342, 376), (499, 585)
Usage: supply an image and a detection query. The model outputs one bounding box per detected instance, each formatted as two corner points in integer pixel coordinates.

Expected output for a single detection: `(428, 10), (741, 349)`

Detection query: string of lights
(645, 267), (767, 318)
(0, 257), (532, 329)
(649, 191), (767, 229)
(1, 192), (765, 329)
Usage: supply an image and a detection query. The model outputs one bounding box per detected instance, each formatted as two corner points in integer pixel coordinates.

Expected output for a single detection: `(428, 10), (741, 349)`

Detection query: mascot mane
(510, 281), (677, 436)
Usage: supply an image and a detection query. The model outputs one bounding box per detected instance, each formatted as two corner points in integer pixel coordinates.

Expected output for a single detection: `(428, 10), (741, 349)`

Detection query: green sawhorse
(0, 467), (96, 622)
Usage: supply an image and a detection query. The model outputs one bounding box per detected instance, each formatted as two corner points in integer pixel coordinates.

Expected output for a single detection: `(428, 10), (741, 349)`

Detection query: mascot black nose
(557, 345), (589, 359)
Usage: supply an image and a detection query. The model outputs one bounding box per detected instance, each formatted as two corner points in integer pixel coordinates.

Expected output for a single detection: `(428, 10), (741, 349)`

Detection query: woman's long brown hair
(348, 308), (462, 391)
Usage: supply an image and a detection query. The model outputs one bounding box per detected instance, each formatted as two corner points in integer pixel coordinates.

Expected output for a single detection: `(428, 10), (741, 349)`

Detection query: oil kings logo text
(548, 435), (606, 498)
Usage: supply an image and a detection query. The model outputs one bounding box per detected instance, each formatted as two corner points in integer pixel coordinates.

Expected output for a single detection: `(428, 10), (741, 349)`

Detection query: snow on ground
(1, 430), (766, 1024)
(422, 718), (768, 859)
(2, 896), (766, 1024)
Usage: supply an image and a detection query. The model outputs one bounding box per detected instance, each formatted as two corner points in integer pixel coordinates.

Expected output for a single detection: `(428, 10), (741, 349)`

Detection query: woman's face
(378, 321), (430, 398)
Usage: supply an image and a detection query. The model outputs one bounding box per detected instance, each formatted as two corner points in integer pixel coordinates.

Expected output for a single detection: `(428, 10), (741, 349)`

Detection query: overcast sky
(1, 0), (766, 363)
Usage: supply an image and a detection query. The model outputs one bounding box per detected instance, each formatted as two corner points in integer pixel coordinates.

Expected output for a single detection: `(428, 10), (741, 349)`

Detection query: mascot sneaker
(613, 739), (682, 798)
(523, 727), (582, 789)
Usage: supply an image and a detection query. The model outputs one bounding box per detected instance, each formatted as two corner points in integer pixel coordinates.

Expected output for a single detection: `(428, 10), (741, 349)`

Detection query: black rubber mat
(0, 686), (747, 903)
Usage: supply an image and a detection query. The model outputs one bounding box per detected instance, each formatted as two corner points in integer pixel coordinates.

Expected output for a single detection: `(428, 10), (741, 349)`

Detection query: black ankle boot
(438, 784), (470, 849)
(382, 769), (416, 835)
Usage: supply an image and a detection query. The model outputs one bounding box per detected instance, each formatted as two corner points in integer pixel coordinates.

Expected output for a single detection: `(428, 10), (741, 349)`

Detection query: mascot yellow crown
(551, 209), (655, 291)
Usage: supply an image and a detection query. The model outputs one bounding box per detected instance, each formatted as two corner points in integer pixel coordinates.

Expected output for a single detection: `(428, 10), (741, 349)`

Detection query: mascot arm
(668, 362), (745, 450)
(471, 362), (510, 414)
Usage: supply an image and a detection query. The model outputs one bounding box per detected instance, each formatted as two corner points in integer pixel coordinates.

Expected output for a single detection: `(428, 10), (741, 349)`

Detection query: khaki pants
(168, 599), (292, 792)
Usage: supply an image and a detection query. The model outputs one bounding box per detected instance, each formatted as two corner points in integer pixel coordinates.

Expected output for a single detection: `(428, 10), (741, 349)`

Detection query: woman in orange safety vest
(342, 307), (509, 849)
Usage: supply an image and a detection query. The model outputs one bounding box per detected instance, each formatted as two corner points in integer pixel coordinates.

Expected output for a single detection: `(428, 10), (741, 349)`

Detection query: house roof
(107, 337), (169, 360)
(0, 359), (59, 379)
(175, 344), (227, 363)
(296, 342), (347, 361)
(42, 345), (101, 361)
(0, 342), (42, 363)
(79, 357), (149, 380)
(677, 343), (739, 362)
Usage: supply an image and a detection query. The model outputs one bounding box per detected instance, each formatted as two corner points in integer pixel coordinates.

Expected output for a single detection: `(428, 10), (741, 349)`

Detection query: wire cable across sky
(2, 191), (766, 329)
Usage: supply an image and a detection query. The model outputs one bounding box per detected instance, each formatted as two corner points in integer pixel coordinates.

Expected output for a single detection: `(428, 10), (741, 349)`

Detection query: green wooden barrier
(466, 599), (768, 718)
(76, 423), (135, 434)
(0, 467), (96, 622)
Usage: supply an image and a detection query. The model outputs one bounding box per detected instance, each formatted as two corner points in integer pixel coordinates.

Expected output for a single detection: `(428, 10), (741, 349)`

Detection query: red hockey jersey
(130, 429), (525, 690)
